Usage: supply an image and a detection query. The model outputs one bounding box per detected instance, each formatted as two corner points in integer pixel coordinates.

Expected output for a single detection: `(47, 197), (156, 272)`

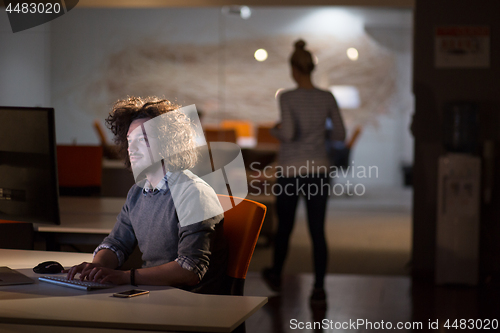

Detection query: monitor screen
(0, 107), (60, 225)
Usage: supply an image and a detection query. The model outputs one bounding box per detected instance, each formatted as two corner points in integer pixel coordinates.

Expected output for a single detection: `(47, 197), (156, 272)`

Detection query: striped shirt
(272, 88), (346, 175)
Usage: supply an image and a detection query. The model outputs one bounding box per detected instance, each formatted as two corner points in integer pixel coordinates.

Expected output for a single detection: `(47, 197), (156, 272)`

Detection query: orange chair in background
(347, 125), (363, 149)
(204, 128), (237, 144)
(93, 120), (108, 147)
(57, 145), (103, 196)
(93, 120), (120, 159)
(256, 125), (280, 145)
(0, 220), (34, 250)
(218, 194), (266, 296)
(220, 120), (253, 139)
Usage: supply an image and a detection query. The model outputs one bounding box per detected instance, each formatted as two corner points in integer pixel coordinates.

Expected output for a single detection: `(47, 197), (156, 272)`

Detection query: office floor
(249, 186), (413, 276)
(244, 187), (500, 332)
(244, 273), (500, 333)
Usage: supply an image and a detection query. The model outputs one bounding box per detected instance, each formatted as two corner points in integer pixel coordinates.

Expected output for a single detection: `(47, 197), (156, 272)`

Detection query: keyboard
(38, 275), (114, 291)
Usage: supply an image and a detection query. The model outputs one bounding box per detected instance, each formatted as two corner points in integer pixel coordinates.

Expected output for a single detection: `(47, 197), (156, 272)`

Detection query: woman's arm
(271, 93), (295, 143)
(329, 94), (346, 142)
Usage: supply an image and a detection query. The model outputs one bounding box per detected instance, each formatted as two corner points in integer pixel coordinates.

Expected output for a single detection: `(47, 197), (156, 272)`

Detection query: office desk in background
(101, 159), (136, 197)
(34, 197), (124, 250)
(0, 249), (267, 332)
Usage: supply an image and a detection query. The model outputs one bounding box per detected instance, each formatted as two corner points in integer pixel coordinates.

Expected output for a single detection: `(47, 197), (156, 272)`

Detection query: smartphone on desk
(113, 289), (149, 298)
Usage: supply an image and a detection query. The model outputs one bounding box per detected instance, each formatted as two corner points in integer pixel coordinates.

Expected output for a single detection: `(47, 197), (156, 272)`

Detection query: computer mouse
(33, 261), (64, 274)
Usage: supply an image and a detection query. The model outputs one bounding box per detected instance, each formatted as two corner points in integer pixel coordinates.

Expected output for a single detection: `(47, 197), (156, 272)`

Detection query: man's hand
(64, 248), (121, 281)
(91, 267), (129, 285)
(65, 262), (103, 281)
(64, 262), (128, 285)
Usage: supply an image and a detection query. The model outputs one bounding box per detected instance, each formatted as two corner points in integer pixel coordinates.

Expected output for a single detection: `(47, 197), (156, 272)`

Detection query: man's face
(127, 118), (153, 178)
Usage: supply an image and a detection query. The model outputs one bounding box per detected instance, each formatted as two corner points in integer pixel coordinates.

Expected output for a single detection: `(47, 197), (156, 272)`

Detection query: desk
(34, 197), (124, 250)
(101, 159), (136, 197)
(0, 249), (267, 332)
(40, 196), (124, 233)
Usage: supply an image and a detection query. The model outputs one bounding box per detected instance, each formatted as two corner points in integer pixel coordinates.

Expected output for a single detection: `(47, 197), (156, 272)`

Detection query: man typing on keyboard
(66, 97), (227, 294)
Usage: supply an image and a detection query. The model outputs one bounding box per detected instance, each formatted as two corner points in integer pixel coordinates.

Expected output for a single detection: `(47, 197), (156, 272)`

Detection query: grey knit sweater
(98, 170), (227, 294)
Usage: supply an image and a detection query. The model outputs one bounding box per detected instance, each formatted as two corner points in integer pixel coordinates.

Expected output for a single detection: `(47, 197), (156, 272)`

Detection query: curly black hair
(105, 96), (197, 170)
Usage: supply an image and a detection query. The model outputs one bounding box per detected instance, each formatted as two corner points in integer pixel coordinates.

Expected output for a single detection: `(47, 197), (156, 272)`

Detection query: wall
(0, 6), (414, 188)
(0, 13), (51, 107)
(412, 0), (500, 281)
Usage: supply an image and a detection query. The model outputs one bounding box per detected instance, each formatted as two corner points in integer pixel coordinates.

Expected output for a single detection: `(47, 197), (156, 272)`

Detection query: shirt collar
(142, 171), (172, 195)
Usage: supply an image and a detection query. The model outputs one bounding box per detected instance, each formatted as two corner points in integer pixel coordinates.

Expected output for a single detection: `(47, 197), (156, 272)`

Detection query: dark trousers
(271, 174), (330, 289)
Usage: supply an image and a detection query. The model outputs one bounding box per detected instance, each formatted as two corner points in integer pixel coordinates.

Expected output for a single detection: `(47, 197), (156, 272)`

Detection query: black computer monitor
(0, 106), (60, 225)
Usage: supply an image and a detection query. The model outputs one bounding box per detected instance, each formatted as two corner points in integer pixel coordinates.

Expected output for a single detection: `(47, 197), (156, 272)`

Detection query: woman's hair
(290, 39), (315, 75)
(106, 96), (198, 171)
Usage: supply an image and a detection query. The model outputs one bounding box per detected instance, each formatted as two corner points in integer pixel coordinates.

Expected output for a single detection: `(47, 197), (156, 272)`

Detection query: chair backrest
(0, 220), (34, 250)
(204, 128), (237, 144)
(220, 120), (253, 138)
(347, 125), (363, 149)
(256, 125), (280, 145)
(218, 195), (266, 281)
(93, 120), (121, 160)
(93, 120), (109, 146)
(57, 145), (103, 187)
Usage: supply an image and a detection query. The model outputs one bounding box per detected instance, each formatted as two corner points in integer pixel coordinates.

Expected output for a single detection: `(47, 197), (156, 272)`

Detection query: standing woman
(263, 40), (346, 306)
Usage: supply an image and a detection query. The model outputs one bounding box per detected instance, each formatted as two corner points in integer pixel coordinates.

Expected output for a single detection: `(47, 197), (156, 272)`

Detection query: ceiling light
(222, 6), (252, 19)
(240, 6), (251, 19)
(347, 48), (359, 61)
(254, 49), (268, 62)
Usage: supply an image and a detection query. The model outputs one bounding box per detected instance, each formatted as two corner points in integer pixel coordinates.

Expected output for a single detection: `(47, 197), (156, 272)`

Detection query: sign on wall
(435, 26), (490, 68)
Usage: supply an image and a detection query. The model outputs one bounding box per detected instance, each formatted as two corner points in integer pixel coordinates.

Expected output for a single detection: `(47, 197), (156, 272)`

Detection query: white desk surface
(35, 197), (125, 234)
(0, 250), (267, 332)
(0, 249), (92, 269)
(37, 214), (116, 234)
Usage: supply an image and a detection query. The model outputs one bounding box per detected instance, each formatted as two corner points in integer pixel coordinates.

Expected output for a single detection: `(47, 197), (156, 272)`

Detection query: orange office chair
(0, 220), (34, 250)
(93, 120), (121, 159)
(218, 194), (266, 296)
(256, 125), (280, 145)
(347, 125), (363, 149)
(204, 128), (237, 144)
(220, 120), (253, 139)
